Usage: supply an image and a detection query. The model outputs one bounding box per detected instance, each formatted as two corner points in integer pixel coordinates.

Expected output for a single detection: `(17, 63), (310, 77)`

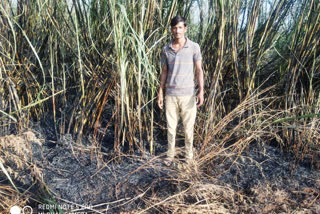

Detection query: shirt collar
(169, 37), (190, 50)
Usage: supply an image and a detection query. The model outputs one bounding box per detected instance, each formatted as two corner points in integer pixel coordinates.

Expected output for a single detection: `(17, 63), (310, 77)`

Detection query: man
(157, 15), (204, 166)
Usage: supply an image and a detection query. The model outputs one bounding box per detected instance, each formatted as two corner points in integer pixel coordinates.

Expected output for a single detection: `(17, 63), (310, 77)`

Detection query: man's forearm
(196, 68), (204, 93)
(159, 67), (168, 91)
(157, 67), (167, 109)
(195, 67), (204, 107)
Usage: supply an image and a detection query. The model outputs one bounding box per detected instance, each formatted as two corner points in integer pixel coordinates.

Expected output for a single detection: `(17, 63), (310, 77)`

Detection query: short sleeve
(160, 47), (167, 67)
(193, 43), (202, 62)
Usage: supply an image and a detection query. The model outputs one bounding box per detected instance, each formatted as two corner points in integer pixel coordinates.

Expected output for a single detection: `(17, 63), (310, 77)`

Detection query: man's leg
(165, 96), (179, 161)
(180, 95), (197, 161)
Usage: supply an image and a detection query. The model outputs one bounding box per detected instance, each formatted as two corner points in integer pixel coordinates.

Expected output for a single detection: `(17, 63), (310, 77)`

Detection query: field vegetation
(0, 0), (319, 213)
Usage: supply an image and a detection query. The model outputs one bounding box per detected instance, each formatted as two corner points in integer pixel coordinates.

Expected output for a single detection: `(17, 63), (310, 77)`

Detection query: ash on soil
(4, 130), (319, 213)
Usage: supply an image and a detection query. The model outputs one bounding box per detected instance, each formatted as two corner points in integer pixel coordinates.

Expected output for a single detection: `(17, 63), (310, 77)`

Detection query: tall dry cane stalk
(1, 0), (319, 164)
(0, 1), (46, 133)
(109, 1), (129, 151)
(110, 2), (168, 153)
(198, 0), (227, 143)
(195, 0), (301, 163)
(277, 0), (320, 162)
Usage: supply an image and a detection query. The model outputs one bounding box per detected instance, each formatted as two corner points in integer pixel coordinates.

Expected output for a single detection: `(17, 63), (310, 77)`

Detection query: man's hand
(196, 90), (204, 107)
(194, 60), (204, 107)
(157, 89), (164, 109)
(158, 65), (168, 110)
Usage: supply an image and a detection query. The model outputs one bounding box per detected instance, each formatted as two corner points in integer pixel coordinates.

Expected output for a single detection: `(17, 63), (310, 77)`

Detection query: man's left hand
(196, 91), (204, 107)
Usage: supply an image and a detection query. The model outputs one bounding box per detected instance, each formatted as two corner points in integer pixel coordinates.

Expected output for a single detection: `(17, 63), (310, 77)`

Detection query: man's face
(171, 21), (187, 39)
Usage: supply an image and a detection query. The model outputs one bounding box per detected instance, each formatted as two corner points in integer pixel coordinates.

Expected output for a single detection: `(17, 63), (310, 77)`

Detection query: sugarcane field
(0, 0), (320, 213)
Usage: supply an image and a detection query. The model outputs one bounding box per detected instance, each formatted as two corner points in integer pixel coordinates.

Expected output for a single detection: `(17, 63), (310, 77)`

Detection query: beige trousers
(165, 95), (197, 160)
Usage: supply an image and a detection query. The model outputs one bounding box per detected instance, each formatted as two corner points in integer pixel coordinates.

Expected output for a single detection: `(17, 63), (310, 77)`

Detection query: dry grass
(113, 153), (320, 213)
(0, 185), (29, 213)
(0, 130), (319, 213)
(0, 0), (319, 157)
(0, 131), (43, 213)
(0, 131), (43, 184)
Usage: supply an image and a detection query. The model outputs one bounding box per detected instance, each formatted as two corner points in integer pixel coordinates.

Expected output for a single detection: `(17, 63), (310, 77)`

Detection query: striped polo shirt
(161, 38), (202, 96)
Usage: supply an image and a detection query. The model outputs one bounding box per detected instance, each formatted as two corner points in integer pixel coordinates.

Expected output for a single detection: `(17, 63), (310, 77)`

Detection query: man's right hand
(157, 90), (164, 109)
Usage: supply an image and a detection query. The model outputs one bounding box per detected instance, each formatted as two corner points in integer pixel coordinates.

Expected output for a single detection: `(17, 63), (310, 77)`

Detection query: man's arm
(157, 65), (168, 109)
(195, 60), (204, 107)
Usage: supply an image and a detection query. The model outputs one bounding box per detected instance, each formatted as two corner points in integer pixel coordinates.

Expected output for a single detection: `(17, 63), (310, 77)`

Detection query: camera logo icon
(10, 205), (33, 214)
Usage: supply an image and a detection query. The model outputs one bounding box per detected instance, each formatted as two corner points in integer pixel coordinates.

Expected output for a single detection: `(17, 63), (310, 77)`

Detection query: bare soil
(1, 130), (320, 213)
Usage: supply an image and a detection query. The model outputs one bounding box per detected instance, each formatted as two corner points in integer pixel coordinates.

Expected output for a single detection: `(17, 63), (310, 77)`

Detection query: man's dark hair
(170, 15), (187, 27)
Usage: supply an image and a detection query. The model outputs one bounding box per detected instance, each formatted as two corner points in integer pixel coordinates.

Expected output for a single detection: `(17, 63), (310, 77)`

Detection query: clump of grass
(0, 131), (43, 188)
(0, 131), (44, 213)
(0, 185), (30, 213)
(196, 87), (282, 169)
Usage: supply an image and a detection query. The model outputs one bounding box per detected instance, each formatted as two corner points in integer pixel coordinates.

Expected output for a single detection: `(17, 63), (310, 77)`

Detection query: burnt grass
(2, 128), (320, 213)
